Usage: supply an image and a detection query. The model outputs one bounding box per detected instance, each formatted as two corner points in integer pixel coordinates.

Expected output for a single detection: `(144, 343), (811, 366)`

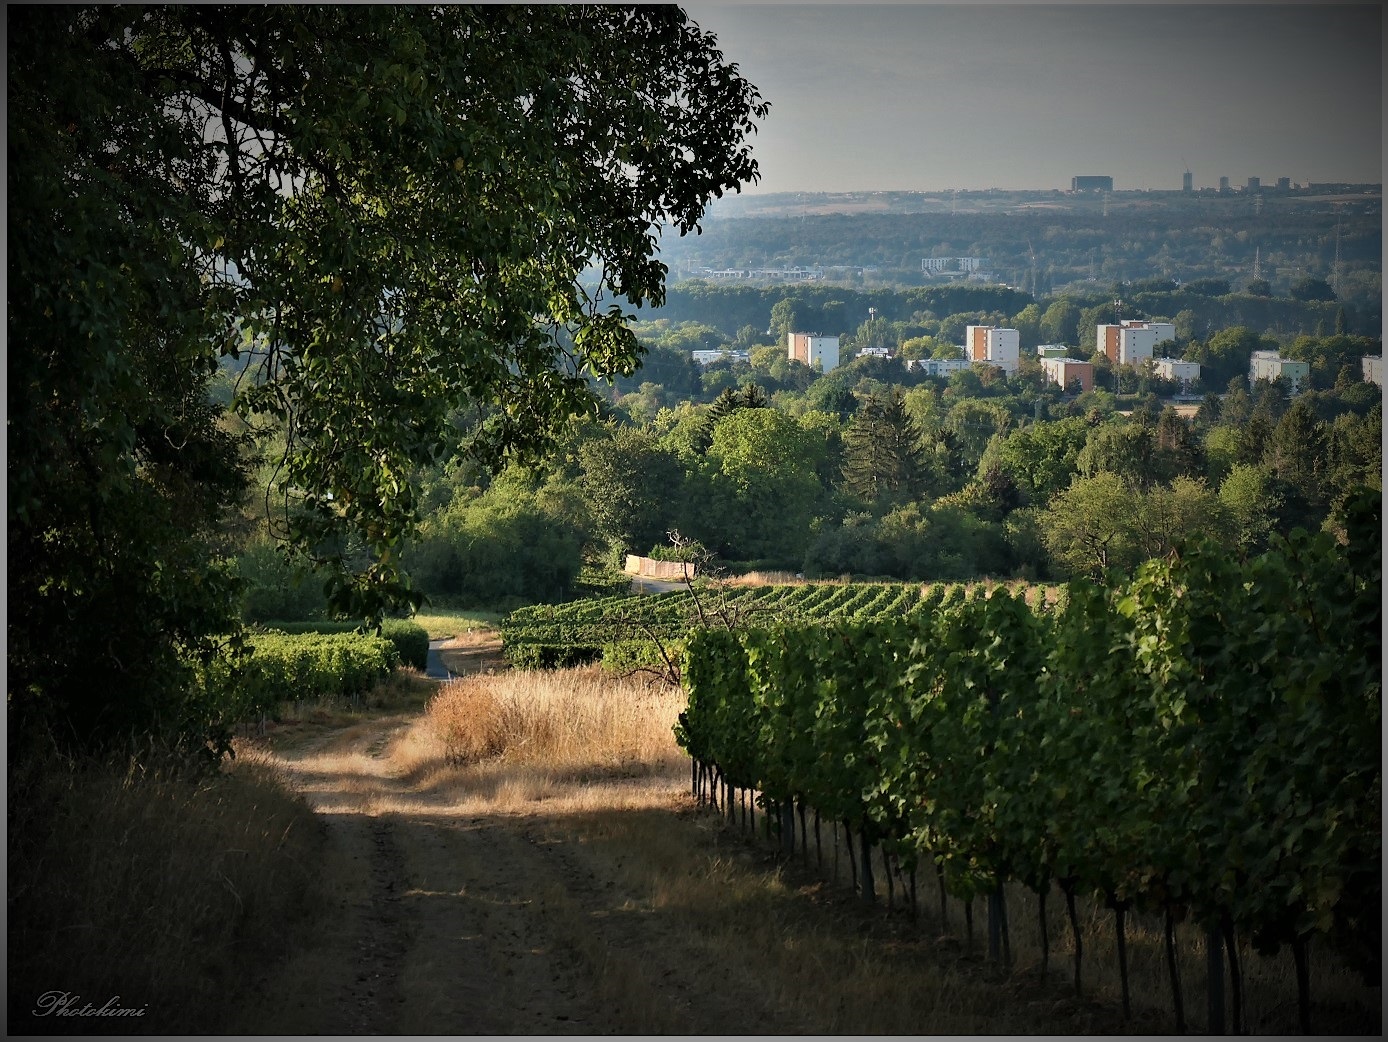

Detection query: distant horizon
(682, 3), (1383, 196)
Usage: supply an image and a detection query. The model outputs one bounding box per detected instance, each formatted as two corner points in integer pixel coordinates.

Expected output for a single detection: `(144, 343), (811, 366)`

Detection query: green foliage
(8, 5), (766, 753)
(236, 537), (332, 623)
(403, 474), (587, 609)
(840, 389), (926, 511)
(679, 503), (1381, 980)
(239, 631), (399, 705)
(254, 619), (429, 672)
(578, 423), (684, 558)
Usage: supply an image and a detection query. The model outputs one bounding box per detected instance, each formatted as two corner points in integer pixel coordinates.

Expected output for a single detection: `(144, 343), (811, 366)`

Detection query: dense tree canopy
(8, 4), (767, 749)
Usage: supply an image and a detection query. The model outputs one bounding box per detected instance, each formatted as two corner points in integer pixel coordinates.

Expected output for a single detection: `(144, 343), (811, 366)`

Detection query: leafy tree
(1077, 420), (1161, 489)
(1218, 464), (1285, 555)
(769, 298), (799, 344)
(1246, 277), (1273, 297)
(694, 409), (824, 564)
(9, 5), (767, 750)
(1039, 298), (1081, 347)
(1289, 276), (1337, 302)
(578, 424), (684, 558)
(1039, 473), (1142, 580)
(405, 476), (586, 609)
(983, 415), (1091, 509)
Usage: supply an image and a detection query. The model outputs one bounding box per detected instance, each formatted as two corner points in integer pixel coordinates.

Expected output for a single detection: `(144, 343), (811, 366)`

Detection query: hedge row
(253, 619), (429, 671)
(242, 631), (399, 704)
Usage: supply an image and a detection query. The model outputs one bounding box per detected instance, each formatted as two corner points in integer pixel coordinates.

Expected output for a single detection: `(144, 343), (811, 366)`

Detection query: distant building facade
(691, 349), (749, 366)
(921, 256), (989, 274)
(1041, 357), (1094, 393)
(908, 357), (971, 379)
(788, 332), (840, 373)
(1154, 358), (1201, 391)
(1036, 344), (1070, 358)
(1361, 356), (1382, 386)
(1249, 351), (1310, 394)
(966, 325), (1021, 374)
(1096, 320), (1176, 366)
(1071, 175), (1113, 192)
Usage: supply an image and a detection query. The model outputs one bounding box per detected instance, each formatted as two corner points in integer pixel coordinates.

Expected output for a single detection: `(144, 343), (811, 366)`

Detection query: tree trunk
(1063, 880), (1083, 998)
(1038, 885), (1050, 979)
(937, 861), (948, 927)
(859, 829), (875, 905)
(1222, 913), (1244, 1035)
(884, 847), (895, 911)
(814, 809), (822, 867)
(780, 800), (795, 859)
(909, 865), (918, 924)
(845, 820), (857, 891)
(1206, 921), (1224, 1034)
(1291, 934), (1311, 1035)
(1113, 901), (1131, 1020)
(964, 899), (974, 952)
(988, 889), (1003, 963)
(1164, 906), (1185, 1035)
(798, 800), (808, 863)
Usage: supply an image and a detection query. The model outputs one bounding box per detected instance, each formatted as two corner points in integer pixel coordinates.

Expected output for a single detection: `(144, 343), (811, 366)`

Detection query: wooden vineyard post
(1206, 922), (1224, 1034)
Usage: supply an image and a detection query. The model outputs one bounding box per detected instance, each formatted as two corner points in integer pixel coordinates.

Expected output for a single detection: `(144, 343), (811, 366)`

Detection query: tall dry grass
(7, 743), (325, 1035)
(383, 667), (686, 815)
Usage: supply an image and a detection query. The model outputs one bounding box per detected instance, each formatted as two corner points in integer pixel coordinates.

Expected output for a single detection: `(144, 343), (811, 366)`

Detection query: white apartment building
(1363, 356), (1382, 386)
(1249, 351), (1310, 394)
(921, 256), (988, 274)
(966, 325), (1021, 374)
(788, 332), (840, 373)
(691, 349), (750, 366)
(1153, 358), (1202, 389)
(1096, 320), (1177, 366)
(1036, 344), (1070, 358)
(908, 357), (972, 378)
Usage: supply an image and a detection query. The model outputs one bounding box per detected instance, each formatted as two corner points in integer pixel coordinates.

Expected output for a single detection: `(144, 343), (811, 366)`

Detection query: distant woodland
(651, 187), (1382, 321)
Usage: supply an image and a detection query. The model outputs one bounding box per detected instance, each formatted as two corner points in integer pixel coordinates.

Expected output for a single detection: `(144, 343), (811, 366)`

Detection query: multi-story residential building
(1096, 320), (1176, 366)
(908, 357), (971, 379)
(1036, 344), (1070, 358)
(1362, 356), (1382, 386)
(691, 349), (750, 366)
(857, 346), (892, 359)
(966, 325), (1020, 374)
(1041, 357), (1094, 393)
(787, 332), (840, 373)
(1153, 358), (1202, 392)
(1249, 350), (1310, 394)
(921, 257), (989, 274)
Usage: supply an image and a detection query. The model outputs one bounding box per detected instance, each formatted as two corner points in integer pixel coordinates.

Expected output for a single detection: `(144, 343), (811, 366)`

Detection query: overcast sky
(680, 1), (1383, 194)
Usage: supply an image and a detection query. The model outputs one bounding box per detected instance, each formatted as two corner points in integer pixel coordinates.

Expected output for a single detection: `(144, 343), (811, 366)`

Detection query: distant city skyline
(681, 2), (1383, 195)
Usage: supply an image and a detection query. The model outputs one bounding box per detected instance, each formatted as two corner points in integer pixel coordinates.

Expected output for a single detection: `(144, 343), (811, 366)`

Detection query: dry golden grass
(7, 744), (325, 1035)
(420, 667), (683, 774)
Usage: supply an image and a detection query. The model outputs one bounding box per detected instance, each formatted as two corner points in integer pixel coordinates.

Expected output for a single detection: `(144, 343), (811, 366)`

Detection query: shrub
(253, 619), (429, 671)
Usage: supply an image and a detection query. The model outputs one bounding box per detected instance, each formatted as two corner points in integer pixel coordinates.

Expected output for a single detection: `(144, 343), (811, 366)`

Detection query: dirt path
(226, 711), (810, 1035)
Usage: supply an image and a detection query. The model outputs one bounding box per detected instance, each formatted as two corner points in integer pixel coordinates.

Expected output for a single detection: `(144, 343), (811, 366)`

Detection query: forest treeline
(652, 190), (1382, 316)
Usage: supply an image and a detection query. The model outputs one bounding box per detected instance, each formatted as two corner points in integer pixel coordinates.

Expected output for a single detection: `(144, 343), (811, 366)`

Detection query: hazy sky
(681, 1), (1383, 194)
